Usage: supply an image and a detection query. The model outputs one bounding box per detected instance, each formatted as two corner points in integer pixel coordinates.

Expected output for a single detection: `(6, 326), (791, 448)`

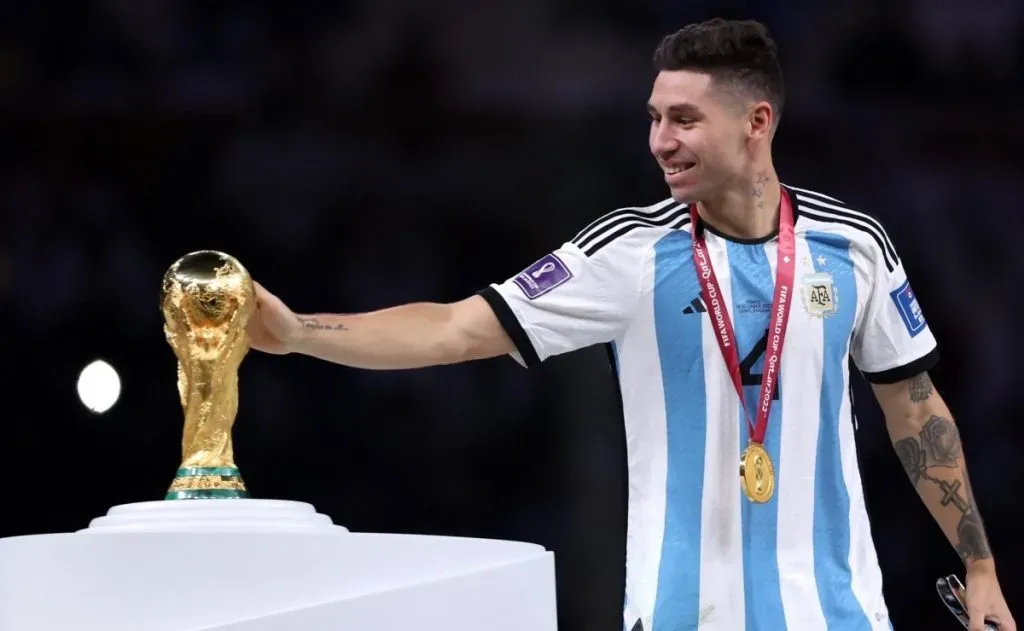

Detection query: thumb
(252, 281), (286, 314)
(252, 281), (270, 304)
(256, 282), (288, 306)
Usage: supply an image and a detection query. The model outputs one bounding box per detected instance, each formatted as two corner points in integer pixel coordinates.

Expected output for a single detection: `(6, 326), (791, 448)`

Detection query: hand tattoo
(297, 316), (348, 331)
(909, 372), (934, 402)
(892, 414), (992, 564)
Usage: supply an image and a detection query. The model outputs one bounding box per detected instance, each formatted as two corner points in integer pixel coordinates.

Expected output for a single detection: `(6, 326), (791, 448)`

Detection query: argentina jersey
(478, 184), (939, 631)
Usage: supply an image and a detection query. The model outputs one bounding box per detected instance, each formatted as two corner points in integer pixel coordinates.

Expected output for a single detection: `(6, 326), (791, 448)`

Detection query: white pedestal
(0, 500), (557, 631)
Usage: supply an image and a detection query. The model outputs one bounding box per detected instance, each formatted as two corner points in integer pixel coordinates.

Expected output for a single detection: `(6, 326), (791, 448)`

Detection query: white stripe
(795, 197), (897, 259)
(844, 247), (891, 629)
(697, 233), (745, 631)
(576, 204), (686, 250)
(579, 216), (691, 255)
(774, 237), (829, 630)
(797, 206), (898, 270)
(795, 195), (886, 233)
(573, 199), (679, 245)
(620, 280), (669, 631)
(786, 185), (843, 203)
(796, 210), (887, 258)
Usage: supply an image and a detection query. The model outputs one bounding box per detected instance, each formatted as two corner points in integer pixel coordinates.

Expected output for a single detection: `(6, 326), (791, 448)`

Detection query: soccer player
(246, 18), (1016, 631)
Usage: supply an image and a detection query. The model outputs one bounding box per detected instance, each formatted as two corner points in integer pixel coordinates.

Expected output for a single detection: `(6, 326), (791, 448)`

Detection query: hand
(965, 565), (1016, 631)
(247, 282), (302, 354)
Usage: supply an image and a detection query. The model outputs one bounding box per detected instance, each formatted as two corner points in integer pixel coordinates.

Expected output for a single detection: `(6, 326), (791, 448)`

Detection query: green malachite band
(176, 467), (241, 477)
(165, 489), (249, 500)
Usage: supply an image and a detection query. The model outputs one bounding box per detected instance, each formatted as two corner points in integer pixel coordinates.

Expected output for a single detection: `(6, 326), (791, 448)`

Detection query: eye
(673, 117), (696, 126)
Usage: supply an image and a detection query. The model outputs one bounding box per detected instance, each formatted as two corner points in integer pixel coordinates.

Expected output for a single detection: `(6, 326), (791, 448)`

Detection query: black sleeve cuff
(860, 347), (940, 384)
(477, 286), (541, 368)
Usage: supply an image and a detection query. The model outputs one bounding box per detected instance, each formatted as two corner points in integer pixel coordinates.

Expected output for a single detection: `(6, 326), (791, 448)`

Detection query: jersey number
(738, 329), (780, 400)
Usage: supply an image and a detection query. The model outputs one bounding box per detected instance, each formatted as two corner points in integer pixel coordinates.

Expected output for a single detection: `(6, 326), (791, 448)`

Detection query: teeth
(665, 164), (692, 175)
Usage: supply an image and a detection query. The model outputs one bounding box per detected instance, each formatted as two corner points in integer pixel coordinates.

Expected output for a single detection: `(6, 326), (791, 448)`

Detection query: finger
(967, 608), (987, 631)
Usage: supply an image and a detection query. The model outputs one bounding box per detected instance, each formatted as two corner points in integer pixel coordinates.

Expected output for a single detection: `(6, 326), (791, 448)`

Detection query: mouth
(663, 162), (697, 178)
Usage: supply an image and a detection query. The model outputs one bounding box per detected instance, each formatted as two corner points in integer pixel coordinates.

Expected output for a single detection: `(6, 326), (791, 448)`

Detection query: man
(247, 18), (1015, 631)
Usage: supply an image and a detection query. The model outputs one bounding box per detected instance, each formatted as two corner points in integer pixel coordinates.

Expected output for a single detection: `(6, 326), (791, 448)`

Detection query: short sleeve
(478, 240), (642, 368)
(851, 246), (939, 383)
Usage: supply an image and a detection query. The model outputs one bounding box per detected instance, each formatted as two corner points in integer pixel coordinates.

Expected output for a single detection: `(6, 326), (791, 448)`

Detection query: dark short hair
(653, 18), (784, 123)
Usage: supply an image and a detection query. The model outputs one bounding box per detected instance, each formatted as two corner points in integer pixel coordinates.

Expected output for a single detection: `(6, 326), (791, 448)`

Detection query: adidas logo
(682, 297), (707, 315)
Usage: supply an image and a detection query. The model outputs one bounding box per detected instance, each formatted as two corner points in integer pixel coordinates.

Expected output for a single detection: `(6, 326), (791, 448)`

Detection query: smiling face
(647, 69), (772, 203)
(647, 19), (785, 204)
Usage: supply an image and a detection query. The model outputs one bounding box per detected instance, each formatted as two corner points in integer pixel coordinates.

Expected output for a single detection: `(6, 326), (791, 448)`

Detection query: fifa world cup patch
(513, 253), (573, 299)
(890, 278), (926, 337)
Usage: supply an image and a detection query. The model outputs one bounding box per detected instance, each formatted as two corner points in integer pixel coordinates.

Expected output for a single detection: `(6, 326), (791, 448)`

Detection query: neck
(697, 169), (781, 241)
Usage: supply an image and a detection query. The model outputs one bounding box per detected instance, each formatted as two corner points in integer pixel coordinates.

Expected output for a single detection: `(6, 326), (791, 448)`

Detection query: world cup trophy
(161, 250), (254, 500)
(0, 250), (558, 631)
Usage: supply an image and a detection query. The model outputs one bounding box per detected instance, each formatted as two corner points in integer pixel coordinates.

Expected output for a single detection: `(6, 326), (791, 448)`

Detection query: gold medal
(740, 442), (775, 503)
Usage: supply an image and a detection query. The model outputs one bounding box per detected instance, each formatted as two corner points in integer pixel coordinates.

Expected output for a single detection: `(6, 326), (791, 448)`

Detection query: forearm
(293, 303), (471, 370)
(886, 376), (994, 570)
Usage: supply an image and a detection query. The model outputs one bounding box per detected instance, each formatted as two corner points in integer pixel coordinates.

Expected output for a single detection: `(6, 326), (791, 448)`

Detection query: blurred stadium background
(1, 1), (1021, 629)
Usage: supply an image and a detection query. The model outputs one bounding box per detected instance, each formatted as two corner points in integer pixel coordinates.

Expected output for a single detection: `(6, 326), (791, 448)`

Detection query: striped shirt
(479, 184), (938, 631)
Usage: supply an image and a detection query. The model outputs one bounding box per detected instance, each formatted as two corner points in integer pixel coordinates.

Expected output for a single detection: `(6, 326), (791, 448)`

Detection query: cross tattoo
(938, 479), (969, 513)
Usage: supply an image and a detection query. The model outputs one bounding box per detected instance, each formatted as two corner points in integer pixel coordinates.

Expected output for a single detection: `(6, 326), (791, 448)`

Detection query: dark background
(1, 1), (1021, 629)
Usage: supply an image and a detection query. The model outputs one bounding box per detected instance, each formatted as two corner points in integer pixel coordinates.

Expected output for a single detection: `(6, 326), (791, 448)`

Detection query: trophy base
(80, 498), (346, 533)
(166, 466), (249, 501)
(2, 501), (556, 631)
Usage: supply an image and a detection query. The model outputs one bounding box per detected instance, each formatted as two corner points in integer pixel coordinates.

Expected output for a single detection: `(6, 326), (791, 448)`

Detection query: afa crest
(802, 272), (838, 318)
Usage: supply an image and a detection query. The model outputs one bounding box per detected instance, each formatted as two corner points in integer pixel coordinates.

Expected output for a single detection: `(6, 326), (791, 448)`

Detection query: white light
(77, 359), (122, 414)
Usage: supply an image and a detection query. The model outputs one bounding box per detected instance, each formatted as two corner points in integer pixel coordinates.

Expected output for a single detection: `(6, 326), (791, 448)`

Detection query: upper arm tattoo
(908, 372), (934, 403)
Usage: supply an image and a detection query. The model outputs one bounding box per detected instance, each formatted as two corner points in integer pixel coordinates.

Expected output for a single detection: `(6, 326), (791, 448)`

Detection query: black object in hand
(936, 574), (999, 630)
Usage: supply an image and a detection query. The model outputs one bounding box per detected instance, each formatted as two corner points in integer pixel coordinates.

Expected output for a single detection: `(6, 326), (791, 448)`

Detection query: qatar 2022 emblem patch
(512, 252), (572, 300)
(801, 272), (838, 318)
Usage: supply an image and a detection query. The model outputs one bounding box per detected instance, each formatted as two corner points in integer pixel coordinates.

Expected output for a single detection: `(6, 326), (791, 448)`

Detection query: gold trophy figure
(161, 250), (254, 500)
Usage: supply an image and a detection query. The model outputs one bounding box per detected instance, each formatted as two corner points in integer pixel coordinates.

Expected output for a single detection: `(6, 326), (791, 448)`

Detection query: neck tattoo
(753, 171), (771, 210)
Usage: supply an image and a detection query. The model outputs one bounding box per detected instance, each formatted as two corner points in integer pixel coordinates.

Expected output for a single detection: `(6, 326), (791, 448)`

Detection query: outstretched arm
(293, 296), (515, 369)
(873, 372), (1015, 631)
(251, 225), (652, 370)
(248, 280), (515, 369)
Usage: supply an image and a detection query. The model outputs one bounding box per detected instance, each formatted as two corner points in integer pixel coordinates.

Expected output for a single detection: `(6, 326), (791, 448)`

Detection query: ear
(748, 101), (774, 139)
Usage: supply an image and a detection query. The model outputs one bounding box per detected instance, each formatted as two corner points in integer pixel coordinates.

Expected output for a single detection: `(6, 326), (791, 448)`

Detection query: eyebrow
(647, 102), (703, 118)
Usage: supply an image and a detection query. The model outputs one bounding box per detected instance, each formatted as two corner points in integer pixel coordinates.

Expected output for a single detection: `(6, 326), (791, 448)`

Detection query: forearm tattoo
(297, 316), (349, 331)
(893, 389), (992, 564)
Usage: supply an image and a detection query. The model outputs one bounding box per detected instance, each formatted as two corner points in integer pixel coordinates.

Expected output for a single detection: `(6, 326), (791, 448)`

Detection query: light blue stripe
(725, 241), (787, 631)
(651, 231), (707, 630)
(613, 339), (626, 631)
(807, 231), (872, 629)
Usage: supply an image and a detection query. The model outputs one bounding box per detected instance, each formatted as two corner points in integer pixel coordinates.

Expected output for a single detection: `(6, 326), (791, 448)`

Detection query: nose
(649, 120), (679, 157)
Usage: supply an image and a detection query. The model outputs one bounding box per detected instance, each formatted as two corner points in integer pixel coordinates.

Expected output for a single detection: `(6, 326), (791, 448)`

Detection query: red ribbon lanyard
(690, 188), (796, 444)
